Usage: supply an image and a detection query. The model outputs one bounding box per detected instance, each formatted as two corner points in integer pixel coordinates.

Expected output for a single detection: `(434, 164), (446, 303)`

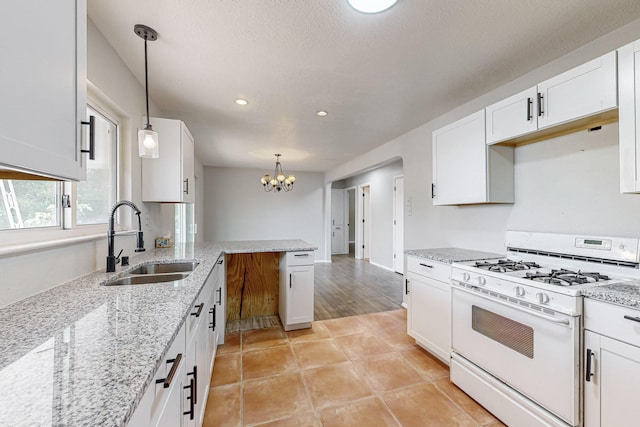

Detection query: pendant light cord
(144, 36), (151, 129)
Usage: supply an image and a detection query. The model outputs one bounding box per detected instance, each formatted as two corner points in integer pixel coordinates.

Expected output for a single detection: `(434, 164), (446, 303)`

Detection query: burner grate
(525, 269), (610, 286)
(474, 259), (541, 273)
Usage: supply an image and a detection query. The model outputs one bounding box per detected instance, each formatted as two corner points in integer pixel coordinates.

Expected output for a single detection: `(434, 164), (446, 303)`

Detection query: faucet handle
(115, 249), (123, 264)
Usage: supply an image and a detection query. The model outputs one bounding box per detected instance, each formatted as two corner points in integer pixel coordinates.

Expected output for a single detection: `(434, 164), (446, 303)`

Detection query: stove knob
(514, 286), (525, 297)
(477, 276), (487, 286)
(536, 292), (550, 304)
(462, 272), (471, 282)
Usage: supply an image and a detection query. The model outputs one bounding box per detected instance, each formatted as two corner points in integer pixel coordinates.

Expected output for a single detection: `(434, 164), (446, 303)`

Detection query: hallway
(314, 255), (404, 320)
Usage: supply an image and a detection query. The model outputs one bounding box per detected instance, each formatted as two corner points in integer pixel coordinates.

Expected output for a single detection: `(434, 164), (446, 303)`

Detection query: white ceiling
(88, 0), (640, 173)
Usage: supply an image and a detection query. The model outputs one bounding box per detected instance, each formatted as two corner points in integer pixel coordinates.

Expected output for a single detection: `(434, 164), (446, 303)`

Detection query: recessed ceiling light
(235, 99), (248, 105)
(316, 111), (328, 117)
(347, 0), (398, 14)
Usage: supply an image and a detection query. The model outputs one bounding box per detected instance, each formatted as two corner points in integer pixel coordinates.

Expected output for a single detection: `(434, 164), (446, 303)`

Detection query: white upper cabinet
(485, 51), (617, 145)
(486, 87), (538, 144)
(432, 110), (514, 205)
(142, 117), (195, 203)
(618, 39), (640, 193)
(538, 51), (617, 129)
(0, 0), (88, 181)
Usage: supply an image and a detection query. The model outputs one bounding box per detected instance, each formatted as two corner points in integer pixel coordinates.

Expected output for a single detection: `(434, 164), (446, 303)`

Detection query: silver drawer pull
(624, 315), (640, 323)
(419, 263), (433, 268)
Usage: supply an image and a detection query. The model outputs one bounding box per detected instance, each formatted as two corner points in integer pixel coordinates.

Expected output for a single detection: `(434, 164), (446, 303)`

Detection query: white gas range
(449, 231), (640, 427)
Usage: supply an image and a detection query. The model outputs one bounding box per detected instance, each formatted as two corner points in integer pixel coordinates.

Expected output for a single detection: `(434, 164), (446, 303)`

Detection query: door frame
(356, 183), (371, 260)
(393, 175), (404, 274)
(345, 186), (356, 256)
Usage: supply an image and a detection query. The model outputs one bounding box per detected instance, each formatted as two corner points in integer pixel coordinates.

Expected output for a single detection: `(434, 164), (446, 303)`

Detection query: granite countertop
(0, 240), (316, 427)
(405, 247), (503, 264)
(582, 280), (640, 310)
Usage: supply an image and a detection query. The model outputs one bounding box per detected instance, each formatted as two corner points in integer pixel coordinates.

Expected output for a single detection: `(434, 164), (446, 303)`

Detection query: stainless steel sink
(127, 261), (199, 275)
(105, 272), (190, 286)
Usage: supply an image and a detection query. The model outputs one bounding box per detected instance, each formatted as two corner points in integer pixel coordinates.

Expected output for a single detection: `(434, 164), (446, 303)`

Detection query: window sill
(0, 233), (105, 258)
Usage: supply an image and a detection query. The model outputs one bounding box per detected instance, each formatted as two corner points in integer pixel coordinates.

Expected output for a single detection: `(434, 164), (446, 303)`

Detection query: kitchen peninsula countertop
(0, 240), (315, 427)
(405, 247), (503, 264)
(582, 280), (640, 310)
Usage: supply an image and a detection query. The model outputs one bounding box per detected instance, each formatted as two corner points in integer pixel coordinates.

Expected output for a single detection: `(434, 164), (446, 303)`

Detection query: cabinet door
(286, 266), (314, 325)
(181, 125), (195, 203)
(537, 51), (617, 130)
(142, 118), (195, 202)
(0, 0), (87, 180)
(485, 87), (538, 144)
(618, 40), (640, 193)
(584, 330), (640, 427)
(432, 110), (487, 205)
(407, 273), (451, 364)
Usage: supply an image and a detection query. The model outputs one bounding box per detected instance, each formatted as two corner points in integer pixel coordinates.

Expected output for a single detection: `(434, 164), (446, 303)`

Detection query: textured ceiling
(88, 0), (640, 172)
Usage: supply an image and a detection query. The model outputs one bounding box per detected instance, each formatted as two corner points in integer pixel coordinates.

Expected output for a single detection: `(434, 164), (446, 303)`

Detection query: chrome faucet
(107, 200), (145, 272)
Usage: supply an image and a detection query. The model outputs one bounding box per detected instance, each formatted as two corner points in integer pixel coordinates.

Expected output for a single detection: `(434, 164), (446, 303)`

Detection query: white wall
(203, 167), (326, 259)
(341, 160), (403, 270)
(0, 19), (169, 307)
(326, 18), (640, 256)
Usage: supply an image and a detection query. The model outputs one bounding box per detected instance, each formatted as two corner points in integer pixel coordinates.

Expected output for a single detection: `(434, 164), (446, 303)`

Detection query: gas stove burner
(525, 269), (610, 286)
(474, 259), (541, 273)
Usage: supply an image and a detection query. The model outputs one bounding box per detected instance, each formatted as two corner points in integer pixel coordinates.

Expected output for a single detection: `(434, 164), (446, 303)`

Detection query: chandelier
(261, 154), (296, 192)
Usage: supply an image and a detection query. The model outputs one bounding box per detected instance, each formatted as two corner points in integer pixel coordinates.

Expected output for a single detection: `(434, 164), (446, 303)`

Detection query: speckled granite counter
(405, 247), (503, 264)
(0, 240), (315, 427)
(582, 280), (640, 310)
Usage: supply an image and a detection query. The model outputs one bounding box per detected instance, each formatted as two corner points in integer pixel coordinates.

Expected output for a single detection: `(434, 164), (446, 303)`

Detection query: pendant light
(135, 24), (159, 158)
(261, 154), (296, 192)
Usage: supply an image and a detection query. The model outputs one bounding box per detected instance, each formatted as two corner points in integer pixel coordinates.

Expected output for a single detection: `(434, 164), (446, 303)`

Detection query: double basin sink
(104, 261), (199, 286)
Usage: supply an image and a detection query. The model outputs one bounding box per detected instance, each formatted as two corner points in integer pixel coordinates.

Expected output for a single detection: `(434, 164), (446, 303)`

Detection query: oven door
(451, 284), (579, 426)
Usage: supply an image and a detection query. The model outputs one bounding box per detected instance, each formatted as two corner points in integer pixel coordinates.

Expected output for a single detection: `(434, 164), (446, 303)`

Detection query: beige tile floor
(203, 309), (506, 427)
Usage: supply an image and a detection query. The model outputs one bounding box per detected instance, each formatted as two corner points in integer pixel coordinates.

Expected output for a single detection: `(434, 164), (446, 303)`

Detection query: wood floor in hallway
(314, 254), (404, 320)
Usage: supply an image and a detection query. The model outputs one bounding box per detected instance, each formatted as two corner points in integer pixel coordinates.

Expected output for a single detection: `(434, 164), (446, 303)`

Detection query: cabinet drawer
(285, 251), (314, 266)
(407, 256), (451, 282)
(585, 298), (640, 348)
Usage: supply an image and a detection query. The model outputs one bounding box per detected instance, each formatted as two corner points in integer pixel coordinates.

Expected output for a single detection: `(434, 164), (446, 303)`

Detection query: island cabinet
(142, 117), (195, 203)
(0, 0), (88, 181)
(583, 298), (640, 427)
(406, 255), (452, 364)
(485, 51), (617, 145)
(432, 110), (514, 205)
(618, 39), (640, 193)
(279, 251), (315, 331)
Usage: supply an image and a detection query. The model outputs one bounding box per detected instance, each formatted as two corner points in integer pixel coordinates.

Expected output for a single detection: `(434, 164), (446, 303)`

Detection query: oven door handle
(452, 283), (572, 326)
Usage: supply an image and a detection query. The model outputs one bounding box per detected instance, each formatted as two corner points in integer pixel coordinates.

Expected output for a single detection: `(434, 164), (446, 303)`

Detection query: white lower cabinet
(584, 298), (640, 427)
(279, 251), (315, 331)
(406, 256), (451, 364)
(129, 256), (226, 427)
(128, 324), (186, 427)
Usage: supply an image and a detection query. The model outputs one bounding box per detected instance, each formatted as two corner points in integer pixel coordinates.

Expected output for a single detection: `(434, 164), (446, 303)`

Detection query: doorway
(347, 188), (356, 256)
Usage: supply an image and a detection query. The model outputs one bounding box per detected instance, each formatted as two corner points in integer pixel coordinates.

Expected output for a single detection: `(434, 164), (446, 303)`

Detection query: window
(0, 105), (118, 232)
(0, 180), (60, 230)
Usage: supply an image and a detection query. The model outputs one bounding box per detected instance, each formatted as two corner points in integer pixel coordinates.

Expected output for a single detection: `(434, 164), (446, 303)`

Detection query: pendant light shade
(135, 24), (159, 159)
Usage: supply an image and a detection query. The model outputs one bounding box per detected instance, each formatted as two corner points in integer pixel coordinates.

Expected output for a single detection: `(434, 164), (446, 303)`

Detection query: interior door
(331, 189), (346, 254)
(393, 177), (404, 274)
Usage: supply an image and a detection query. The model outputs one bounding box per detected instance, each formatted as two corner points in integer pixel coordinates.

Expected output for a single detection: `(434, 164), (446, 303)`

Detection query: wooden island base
(226, 252), (280, 321)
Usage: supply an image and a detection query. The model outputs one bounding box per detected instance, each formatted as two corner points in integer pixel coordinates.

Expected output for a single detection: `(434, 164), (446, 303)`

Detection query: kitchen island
(0, 240), (315, 427)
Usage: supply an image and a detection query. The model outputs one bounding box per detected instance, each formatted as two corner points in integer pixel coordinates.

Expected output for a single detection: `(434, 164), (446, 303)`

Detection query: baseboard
(314, 259), (331, 263)
(369, 260), (395, 272)
(401, 302), (408, 309)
